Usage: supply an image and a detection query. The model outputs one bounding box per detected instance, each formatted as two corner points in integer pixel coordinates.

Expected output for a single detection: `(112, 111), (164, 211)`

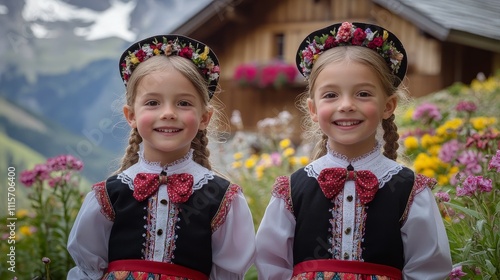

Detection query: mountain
(0, 0), (211, 184)
(0, 96), (117, 183)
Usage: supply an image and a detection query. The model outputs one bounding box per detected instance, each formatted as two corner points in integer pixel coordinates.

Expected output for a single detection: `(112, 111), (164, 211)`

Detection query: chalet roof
(173, 0), (500, 52)
(374, 0), (500, 52)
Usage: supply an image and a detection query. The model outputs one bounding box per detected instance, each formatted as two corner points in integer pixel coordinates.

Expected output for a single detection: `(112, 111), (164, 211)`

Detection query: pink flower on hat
(336, 22), (353, 42)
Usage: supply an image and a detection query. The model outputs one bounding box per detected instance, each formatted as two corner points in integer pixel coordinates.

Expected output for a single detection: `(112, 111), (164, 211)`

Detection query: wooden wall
(198, 0), (492, 132)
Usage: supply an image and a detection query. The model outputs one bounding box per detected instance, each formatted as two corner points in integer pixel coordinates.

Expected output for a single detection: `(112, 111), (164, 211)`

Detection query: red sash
(293, 259), (402, 280)
(106, 260), (208, 280)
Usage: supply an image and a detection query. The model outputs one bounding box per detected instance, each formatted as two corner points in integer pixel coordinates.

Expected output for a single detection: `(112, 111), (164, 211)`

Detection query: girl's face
(307, 59), (397, 159)
(124, 69), (212, 165)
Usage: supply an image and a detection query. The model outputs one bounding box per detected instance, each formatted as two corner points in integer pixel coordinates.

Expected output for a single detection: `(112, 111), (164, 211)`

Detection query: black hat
(119, 35), (220, 98)
(296, 22), (407, 86)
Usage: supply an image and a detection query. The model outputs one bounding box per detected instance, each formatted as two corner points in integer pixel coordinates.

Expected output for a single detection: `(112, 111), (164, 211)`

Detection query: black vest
(105, 174), (231, 276)
(291, 167), (414, 269)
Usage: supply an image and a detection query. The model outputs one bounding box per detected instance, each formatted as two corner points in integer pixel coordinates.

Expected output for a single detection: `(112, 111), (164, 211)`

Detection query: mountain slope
(0, 96), (118, 183)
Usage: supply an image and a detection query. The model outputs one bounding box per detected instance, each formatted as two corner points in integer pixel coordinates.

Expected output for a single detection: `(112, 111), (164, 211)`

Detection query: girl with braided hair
(255, 22), (451, 279)
(67, 35), (255, 280)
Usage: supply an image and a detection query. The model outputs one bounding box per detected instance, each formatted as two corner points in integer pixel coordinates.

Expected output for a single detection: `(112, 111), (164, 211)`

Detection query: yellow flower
(231, 161), (242, 169)
(199, 46), (209, 60)
(289, 157), (298, 166)
(299, 156), (309, 166)
(403, 136), (419, 150)
(436, 118), (463, 137)
(153, 49), (161, 55)
(413, 153), (430, 172)
(420, 134), (435, 148)
(437, 175), (449, 185)
(402, 108), (414, 123)
(470, 116), (497, 131)
(279, 138), (291, 149)
(449, 166), (460, 174)
(255, 165), (265, 179)
(428, 145), (441, 157)
(20, 226), (34, 236)
(283, 147), (295, 157)
(421, 168), (435, 178)
(244, 158), (257, 169)
(233, 152), (243, 160)
(130, 55), (139, 64)
(16, 209), (30, 218)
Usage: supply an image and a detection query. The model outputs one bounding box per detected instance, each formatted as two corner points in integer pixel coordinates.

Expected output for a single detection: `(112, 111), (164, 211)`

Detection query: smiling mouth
(155, 128), (182, 133)
(334, 120), (362, 126)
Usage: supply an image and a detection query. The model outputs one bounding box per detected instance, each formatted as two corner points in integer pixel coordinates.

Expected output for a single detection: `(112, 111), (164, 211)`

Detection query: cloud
(23, 0), (137, 41)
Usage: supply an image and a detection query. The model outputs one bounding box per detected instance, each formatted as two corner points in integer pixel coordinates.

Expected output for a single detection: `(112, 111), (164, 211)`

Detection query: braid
(382, 114), (399, 160)
(191, 129), (211, 169)
(116, 128), (142, 174)
(311, 133), (329, 160)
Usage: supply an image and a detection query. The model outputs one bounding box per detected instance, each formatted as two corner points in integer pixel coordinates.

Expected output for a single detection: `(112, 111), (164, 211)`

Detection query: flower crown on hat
(296, 22), (407, 86)
(119, 35), (220, 98)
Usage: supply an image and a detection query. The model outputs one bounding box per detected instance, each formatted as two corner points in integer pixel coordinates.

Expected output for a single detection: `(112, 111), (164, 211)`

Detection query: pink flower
(412, 102), (442, 122)
(457, 175), (493, 196)
(449, 266), (467, 280)
(457, 150), (484, 175)
(20, 164), (50, 187)
(435, 191), (450, 202)
(438, 139), (461, 163)
(336, 22), (353, 42)
(46, 154), (84, 171)
(488, 150), (500, 172)
(456, 101), (477, 113)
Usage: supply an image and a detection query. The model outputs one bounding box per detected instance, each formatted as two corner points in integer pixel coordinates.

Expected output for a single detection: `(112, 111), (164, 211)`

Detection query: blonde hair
(115, 55), (224, 174)
(298, 46), (410, 161)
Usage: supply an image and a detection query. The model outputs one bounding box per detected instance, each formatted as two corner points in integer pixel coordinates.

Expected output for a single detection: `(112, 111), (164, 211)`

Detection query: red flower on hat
(179, 46), (193, 59)
(324, 35), (337, 49)
(352, 28), (367, 45)
(368, 37), (383, 49)
(135, 49), (147, 62)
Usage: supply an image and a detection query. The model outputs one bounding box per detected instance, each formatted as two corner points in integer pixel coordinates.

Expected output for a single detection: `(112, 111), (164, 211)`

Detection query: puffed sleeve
(67, 190), (113, 280)
(255, 176), (296, 280)
(210, 187), (256, 279)
(401, 187), (452, 280)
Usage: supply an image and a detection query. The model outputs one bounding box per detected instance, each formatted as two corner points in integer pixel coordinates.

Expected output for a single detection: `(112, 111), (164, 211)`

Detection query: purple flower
(488, 149), (500, 172)
(47, 154), (84, 171)
(42, 257), (51, 264)
(270, 152), (282, 166)
(449, 266), (467, 280)
(457, 175), (493, 196)
(457, 150), (484, 175)
(20, 164), (50, 187)
(455, 101), (477, 113)
(435, 191), (450, 202)
(412, 102), (442, 123)
(439, 139), (461, 163)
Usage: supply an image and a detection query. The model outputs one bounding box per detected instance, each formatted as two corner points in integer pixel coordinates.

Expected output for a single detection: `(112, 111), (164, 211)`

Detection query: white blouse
(255, 147), (452, 280)
(67, 151), (256, 279)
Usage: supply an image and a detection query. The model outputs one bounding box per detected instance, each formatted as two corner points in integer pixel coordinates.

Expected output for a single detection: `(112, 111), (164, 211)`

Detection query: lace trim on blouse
(305, 143), (403, 189)
(117, 149), (214, 191)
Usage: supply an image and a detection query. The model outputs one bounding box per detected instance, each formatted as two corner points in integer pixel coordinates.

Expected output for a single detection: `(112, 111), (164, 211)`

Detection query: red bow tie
(133, 172), (194, 203)
(317, 167), (379, 204)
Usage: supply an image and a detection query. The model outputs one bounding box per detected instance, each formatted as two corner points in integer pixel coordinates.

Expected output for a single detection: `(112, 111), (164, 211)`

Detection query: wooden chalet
(171, 0), (500, 136)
